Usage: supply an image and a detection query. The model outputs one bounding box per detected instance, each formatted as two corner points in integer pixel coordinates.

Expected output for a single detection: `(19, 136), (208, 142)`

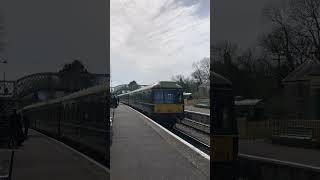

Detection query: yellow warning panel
(211, 136), (234, 161)
(154, 104), (183, 113)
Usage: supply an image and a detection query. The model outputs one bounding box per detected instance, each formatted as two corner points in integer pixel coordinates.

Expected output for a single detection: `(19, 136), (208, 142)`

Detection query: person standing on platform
(111, 95), (118, 108)
(9, 110), (24, 147)
(23, 115), (30, 139)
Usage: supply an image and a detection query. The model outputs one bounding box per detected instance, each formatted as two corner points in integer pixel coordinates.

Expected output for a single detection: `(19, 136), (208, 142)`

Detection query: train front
(152, 81), (184, 126)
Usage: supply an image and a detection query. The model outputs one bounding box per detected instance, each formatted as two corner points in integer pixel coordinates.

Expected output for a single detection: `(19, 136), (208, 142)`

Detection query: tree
(261, 3), (298, 71)
(128, 81), (139, 91)
(261, 0), (320, 71)
(59, 60), (88, 74)
(211, 40), (279, 98)
(191, 57), (210, 85)
(290, 0), (320, 61)
(171, 75), (197, 93)
(211, 41), (241, 91)
(58, 60), (93, 92)
(212, 41), (238, 62)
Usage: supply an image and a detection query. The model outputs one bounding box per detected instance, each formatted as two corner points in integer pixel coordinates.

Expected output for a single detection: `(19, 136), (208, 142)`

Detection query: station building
(266, 60), (320, 120)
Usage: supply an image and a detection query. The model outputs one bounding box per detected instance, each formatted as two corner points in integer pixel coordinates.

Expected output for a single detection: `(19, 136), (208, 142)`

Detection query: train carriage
(118, 81), (184, 126)
(19, 84), (110, 166)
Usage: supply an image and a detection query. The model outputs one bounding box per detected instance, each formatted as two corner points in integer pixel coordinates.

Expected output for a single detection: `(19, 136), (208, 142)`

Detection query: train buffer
(6, 130), (109, 180)
(111, 104), (209, 180)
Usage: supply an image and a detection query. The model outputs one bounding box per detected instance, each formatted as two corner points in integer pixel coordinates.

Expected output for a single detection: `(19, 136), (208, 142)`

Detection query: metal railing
(236, 118), (320, 142)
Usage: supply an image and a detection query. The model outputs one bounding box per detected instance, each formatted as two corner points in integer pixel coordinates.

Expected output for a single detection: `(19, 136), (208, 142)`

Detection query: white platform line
(125, 105), (210, 160)
(33, 130), (110, 173)
(239, 153), (320, 171)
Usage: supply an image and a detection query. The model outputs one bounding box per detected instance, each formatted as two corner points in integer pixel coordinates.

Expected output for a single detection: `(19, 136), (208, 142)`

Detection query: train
(19, 84), (110, 166)
(118, 81), (184, 126)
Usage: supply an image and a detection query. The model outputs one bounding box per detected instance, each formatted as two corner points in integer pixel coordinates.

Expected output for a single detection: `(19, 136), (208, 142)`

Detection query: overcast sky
(110, 0), (210, 87)
(1, 0), (108, 81)
(212, 0), (280, 52)
(0, 0), (282, 84)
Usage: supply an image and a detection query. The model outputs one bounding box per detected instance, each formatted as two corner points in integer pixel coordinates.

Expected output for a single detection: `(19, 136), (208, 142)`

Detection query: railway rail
(179, 118), (209, 133)
(184, 110), (210, 125)
(173, 110), (210, 155)
(157, 115), (210, 155)
(172, 125), (210, 155)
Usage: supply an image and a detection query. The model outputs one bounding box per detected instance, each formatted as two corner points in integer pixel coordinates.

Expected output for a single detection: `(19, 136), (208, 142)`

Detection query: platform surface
(10, 130), (109, 180)
(0, 149), (11, 179)
(111, 104), (208, 180)
(239, 139), (320, 168)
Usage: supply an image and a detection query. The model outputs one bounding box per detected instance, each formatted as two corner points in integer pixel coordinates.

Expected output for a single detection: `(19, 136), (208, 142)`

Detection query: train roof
(22, 84), (109, 111)
(118, 81), (182, 97)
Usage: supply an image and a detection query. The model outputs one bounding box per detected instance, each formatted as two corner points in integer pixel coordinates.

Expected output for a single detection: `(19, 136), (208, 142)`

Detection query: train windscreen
(153, 89), (182, 104)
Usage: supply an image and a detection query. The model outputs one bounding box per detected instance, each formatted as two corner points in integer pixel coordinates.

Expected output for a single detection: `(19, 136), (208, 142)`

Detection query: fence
(237, 118), (320, 141)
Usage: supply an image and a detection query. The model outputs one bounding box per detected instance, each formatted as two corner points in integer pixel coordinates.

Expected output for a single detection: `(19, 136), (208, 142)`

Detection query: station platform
(111, 104), (209, 180)
(239, 139), (320, 168)
(8, 130), (109, 180)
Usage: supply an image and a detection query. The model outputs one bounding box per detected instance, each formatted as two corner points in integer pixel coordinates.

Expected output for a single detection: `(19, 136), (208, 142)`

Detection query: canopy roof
(211, 71), (232, 86)
(283, 60), (320, 83)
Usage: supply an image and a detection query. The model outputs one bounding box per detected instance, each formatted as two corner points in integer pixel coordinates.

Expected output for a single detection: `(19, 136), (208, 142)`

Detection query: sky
(0, 0), (108, 81)
(212, 0), (280, 52)
(110, 0), (210, 87)
(0, 0), (283, 84)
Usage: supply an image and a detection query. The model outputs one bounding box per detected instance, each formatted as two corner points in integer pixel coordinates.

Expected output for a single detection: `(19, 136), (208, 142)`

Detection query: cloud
(111, 0), (209, 86)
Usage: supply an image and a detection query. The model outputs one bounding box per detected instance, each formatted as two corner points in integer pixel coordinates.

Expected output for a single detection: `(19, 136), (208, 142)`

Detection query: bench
(271, 127), (316, 146)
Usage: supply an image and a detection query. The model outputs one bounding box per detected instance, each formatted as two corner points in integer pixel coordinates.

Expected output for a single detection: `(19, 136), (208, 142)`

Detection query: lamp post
(0, 56), (7, 94)
(272, 52), (285, 88)
(211, 71), (238, 180)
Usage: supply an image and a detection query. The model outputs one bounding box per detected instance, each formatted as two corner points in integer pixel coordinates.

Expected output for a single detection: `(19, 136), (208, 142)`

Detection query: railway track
(155, 113), (210, 156)
(146, 116), (210, 155)
(172, 125), (210, 155)
(179, 118), (209, 133)
(173, 112), (210, 155)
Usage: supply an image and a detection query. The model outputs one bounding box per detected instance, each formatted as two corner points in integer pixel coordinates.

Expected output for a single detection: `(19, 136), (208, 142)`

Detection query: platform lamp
(211, 71), (239, 180)
(0, 56), (7, 94)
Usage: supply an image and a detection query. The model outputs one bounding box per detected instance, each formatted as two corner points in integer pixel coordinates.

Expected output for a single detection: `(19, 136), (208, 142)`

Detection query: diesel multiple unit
(118, 81), (184, 126)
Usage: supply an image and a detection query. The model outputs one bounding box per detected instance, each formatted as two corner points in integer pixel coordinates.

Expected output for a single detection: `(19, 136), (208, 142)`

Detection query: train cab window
(165, 92), (174, 103)
(153, 89), (182, 104)
(163, 90), (182, 104)
(154, 90), (164, 104)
